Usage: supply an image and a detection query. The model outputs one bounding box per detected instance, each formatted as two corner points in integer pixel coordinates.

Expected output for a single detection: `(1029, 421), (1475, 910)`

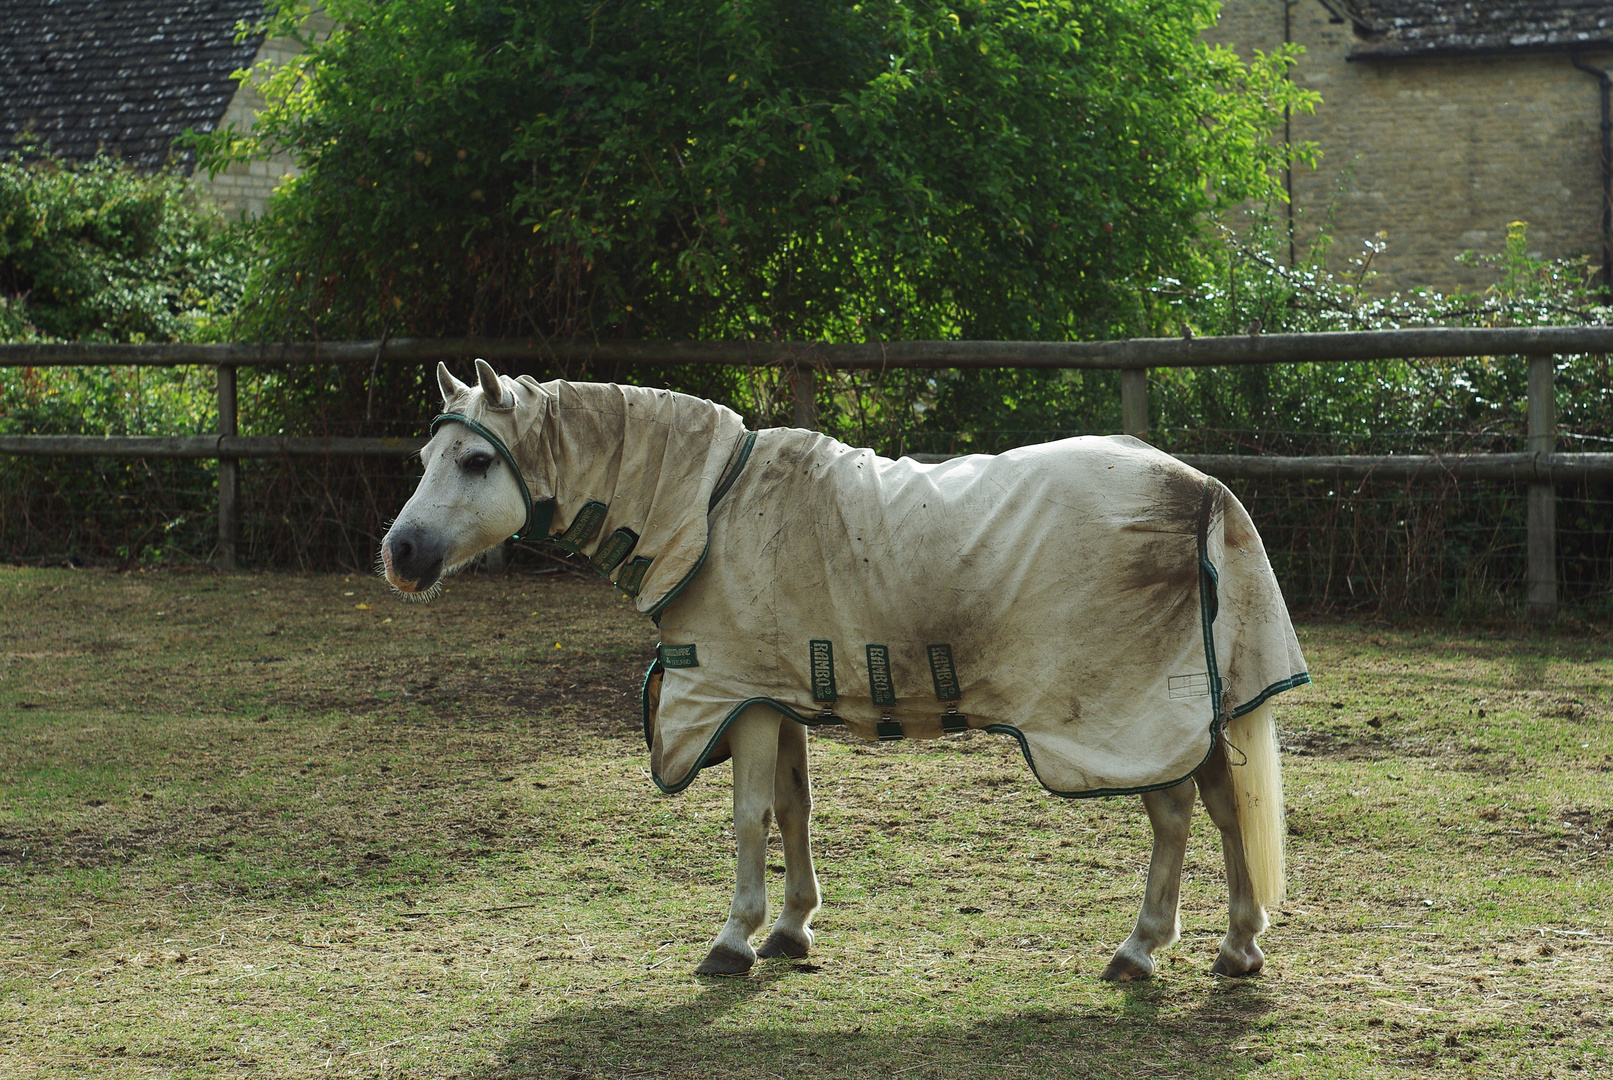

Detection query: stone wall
(194, 12), (332, 219)
(1208, 0), (1612, 294)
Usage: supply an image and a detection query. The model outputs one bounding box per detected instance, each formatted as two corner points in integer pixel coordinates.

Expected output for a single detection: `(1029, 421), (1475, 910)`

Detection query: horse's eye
(462, 452), (495, 476)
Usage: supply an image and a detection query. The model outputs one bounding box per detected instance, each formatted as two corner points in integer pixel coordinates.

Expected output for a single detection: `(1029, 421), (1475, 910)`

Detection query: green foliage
(0, 153), (253, 566)
(1143, 218), (1613, 454)
(0, 361), (224, 566)
(204, 0), (1314, 344)
(824, 220), (1613, 459)
(0, 363), (218, 438)
(0, 153), (248, 345)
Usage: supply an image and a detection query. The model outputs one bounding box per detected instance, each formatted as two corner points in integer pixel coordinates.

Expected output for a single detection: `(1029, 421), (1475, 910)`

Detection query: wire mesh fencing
(2, 353), (1609, 620)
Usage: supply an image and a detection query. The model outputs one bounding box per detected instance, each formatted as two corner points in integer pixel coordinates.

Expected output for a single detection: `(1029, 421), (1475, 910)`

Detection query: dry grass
(0, 565), (1609, 1079)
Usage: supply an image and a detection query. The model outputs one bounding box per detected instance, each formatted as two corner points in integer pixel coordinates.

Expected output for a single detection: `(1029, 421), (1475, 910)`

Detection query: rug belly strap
(809, 639), (837, 703)
(927, 644), (962, 702)
(865, 644), (896, 706)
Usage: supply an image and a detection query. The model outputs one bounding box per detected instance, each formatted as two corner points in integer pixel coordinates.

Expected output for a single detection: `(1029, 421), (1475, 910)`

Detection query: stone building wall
(1208, 0), (1612, 294)
(194, 12), (332, 219)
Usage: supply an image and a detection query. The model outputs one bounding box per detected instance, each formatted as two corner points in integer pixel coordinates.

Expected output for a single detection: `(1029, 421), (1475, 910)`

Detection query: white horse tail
(1226, 701), (1286, 908)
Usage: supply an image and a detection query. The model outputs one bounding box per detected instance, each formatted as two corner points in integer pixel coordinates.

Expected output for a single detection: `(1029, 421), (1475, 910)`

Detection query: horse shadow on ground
(474, 963), (1275, 1080)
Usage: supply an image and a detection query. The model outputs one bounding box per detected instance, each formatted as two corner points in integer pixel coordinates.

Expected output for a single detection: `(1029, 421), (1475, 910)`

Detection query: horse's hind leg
(758, 718), (820, 959)
(1100, 778), (1196, 982)
(696, 705), (781, 976)
(1195, 741), (1269, 977)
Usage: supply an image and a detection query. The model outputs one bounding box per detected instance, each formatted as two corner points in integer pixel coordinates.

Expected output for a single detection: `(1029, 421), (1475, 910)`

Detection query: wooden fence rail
(3, 327), (1612, 619)
(0, 435), (427, 458)
(4, 325), (1613, 369)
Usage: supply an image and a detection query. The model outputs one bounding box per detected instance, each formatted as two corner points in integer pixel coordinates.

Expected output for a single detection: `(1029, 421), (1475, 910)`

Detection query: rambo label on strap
(865, 644), (896, 707)
(870, 642), (903, 740)
(928, 643), (962, 702)
(591, 526), (638, 576)
(871, 638), (909, 741)
(809, 639), (837, 703)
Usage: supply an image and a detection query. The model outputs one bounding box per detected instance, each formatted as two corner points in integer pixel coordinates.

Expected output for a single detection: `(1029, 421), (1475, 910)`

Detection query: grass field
(0, 564), (1609, 1079)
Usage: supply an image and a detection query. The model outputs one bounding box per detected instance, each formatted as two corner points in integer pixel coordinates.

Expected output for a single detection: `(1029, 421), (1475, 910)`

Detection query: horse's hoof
(1099, 954), (1154, 982)
(695, 944), (755, 976)
(1210, 945), (1265, 978)
(757, 929), (812, 960)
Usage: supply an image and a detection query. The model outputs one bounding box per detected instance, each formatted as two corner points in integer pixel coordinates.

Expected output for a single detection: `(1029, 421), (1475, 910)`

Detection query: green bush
(832, 220), (1613, 458)
(204, 0), (1313, 346)
(0, 153), (247, 346)
(0, 153), (251, 565)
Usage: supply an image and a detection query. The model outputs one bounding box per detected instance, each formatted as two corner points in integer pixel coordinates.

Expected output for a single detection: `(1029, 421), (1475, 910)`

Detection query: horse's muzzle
(381, 526), (445, 593)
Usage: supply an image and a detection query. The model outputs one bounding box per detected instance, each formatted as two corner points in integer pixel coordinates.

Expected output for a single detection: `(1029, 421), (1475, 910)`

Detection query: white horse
(381, 359), (1308, 981)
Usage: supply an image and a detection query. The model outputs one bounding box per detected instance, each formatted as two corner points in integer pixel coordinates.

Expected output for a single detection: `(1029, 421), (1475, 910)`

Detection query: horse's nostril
(394, 538), (414, 562)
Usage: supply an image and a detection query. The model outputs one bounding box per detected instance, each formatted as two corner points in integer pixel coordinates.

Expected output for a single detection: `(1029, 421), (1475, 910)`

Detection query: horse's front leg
(695, 705), (781, 975)
(758, 718), (820, 959)
(1100, 778), (1196, 982)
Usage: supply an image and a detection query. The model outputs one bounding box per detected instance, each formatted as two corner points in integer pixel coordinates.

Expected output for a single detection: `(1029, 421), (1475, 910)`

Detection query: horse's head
(380, 358), (545, 596)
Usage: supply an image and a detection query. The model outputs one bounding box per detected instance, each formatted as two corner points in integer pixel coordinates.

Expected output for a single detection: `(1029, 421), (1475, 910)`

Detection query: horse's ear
(474, 358), (512, 408)
(437, 362), (469, 405)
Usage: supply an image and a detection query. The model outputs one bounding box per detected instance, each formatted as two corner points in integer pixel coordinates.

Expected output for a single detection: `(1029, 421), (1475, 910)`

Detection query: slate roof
(1324, 0), (1613, 58)
(0, 0), (267, 171)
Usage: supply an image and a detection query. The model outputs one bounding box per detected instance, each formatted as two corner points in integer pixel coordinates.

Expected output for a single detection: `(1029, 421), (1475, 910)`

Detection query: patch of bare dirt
(0, 826), (165, 868)
(1559, 808), (1613, 854)
(1281, 727), (1516, 775)
(1505, 807), (1613, 859)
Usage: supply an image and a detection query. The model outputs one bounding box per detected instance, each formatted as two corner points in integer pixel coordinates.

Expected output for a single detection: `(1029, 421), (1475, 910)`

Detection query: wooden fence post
(1121, 368), (1147, 437)
(1526, 355), (1556, 622)
(790, 363), (819, 430)
(217, 364), (238, 570)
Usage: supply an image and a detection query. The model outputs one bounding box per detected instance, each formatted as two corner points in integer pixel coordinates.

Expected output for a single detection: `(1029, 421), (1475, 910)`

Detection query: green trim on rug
(640, 657), (663, 754)
(708, 431), (757, 511)
(1231, 672), (1313, 718)
(529, 499), (558, 541)
(643, 431), (758, 621)
(644, 543), (710, 624)
(642, 676), (840, 796)
(1201, 557), (1223, 721)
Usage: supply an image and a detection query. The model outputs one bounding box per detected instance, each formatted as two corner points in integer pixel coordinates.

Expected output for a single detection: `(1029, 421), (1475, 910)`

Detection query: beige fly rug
(463, 377), (1310, 798)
